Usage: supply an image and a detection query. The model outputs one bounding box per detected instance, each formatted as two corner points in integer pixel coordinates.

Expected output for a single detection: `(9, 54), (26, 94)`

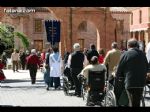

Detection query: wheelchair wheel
(104, 90), (117, 107)
(63, 76), (70, 95)
(82, 87), (88, 102)
(143, 84), (150, 98)
(140, 96), (145, 107)
(140, 88), (146, 107)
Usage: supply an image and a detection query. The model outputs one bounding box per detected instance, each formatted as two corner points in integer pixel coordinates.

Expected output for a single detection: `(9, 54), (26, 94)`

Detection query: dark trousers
(12, 61), (18, 71)
(64, 67), (74, 87)
(44, 69), (51, 87)
(51, 77), (61, 89)
(70, 68), (82, 95)
(21, 62), (25, 70)
(29, 64), (37, 84)
(127, 88), (143, 107)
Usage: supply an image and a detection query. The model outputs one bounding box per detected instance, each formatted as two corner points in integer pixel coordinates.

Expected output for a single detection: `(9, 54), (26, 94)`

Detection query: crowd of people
(0, 38), (150, 107)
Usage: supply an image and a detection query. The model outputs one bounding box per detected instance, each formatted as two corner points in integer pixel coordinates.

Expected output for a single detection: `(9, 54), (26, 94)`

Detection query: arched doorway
(77, 20), (100, 51)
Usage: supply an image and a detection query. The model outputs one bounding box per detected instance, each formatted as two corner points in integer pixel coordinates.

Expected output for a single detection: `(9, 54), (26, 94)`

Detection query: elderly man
(26, 49), (40, 84)
(115, 39), (148, 107)
(103, 42), (121, 84)
(67, 43), (88, 97)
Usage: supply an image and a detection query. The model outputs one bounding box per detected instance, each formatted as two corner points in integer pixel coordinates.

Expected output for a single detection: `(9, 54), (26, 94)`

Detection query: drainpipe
(70, 7), (73, 51)
(105, 8), (107, 50)
(69, 7), (73, 52)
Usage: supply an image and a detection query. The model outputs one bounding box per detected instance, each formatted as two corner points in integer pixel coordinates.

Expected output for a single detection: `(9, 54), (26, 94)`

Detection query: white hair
(31, 49), (36, 54)
(73, 43), (80, 51)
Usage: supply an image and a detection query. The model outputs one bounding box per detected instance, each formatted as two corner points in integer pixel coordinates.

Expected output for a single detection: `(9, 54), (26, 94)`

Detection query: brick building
(0, 7), (131, 56)
(130, 7), (150, 51)
(111, 7), (131, 50)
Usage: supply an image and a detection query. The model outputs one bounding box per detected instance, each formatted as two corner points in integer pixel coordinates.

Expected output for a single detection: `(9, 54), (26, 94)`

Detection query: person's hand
(147, 72), (150, 81)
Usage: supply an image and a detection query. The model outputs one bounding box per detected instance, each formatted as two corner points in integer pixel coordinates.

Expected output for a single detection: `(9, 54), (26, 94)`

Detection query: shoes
(31, 82), (35, 84)
(76, 94), (82, 97)
(73, 92), (82, 97)
(13, 70), (19, 72)
(86, 102), (95, 106)
(55, 86), (61, 90)
(46, 85), (50, 90)
(46, 87), (49, 90)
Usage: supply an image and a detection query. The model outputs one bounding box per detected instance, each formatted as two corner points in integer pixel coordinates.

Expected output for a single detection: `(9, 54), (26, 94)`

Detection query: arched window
(78, 21), (87, 32)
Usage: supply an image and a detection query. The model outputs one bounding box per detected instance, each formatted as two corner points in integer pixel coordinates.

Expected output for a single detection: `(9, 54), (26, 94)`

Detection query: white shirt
(146, 42), (150, 63)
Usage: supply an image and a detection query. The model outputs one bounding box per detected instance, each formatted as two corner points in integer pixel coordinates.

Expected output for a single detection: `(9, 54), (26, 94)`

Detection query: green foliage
(0, 24), (14, 48)
(14, 32), (29, 49)
(0, 23), (29, 49)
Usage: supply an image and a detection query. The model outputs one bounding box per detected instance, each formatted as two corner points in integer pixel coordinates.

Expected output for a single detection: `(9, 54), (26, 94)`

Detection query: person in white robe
(49, 47), (63, 89)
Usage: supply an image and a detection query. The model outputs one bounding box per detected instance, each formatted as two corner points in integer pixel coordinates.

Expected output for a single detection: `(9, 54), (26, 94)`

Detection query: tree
(0, 23), (29, 53)
(14, 32), (29, 49)
(0, 24), (14, 49)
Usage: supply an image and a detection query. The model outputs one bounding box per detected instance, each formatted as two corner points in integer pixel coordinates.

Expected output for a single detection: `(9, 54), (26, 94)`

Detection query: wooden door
(34, 40), (43, 52)
(78, 39), (84, 51)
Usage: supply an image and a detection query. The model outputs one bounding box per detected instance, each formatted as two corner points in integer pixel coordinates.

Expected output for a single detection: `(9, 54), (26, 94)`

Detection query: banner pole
(52, 20), (53, 48)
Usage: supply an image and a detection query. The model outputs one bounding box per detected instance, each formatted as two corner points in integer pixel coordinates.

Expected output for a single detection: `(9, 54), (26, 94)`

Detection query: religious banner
(45, 20), (61, 46)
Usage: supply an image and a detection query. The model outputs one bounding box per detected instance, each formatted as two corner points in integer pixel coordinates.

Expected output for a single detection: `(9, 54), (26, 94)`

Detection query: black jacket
(87, 49), (99, 63)
(70, 51), (84, 69)
(116, 48), (148, 89)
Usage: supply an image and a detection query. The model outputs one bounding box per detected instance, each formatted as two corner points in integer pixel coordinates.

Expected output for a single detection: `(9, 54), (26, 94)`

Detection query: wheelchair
(78, 70), (117, 107)
(142, 76), (150, 107)
(62, 66), (75, 95)
(114, 77), (145, 107)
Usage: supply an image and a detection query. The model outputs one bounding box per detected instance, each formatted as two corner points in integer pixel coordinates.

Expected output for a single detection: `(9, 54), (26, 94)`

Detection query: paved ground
(0, 69), (150, 107)
(0, 70), (85, 107)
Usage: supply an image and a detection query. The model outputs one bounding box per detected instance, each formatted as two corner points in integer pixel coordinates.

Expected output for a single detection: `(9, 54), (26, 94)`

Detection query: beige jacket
(103, 49), (121, 72)
(11, 52), (19, 62)
(80, 64), (107, 79)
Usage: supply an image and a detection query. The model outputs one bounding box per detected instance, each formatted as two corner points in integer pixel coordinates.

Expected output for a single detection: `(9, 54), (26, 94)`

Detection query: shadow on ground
(2, 79), (44, 83)
(0, 79), (46, 89)
(0, 105), (20, 107)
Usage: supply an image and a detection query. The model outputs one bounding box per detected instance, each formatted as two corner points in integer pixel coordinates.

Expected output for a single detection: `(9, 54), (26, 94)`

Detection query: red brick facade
(130, 7), (150, 51)
(0, 7), (131, 56)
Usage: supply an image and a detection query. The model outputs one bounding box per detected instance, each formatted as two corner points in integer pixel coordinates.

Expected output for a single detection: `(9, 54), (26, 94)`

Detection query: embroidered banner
(45, 20), (61, 45)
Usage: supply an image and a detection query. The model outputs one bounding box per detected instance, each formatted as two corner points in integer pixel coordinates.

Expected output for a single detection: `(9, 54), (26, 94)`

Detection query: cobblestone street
(0, 70), (85, 107)
(0, 70), (150, 107)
